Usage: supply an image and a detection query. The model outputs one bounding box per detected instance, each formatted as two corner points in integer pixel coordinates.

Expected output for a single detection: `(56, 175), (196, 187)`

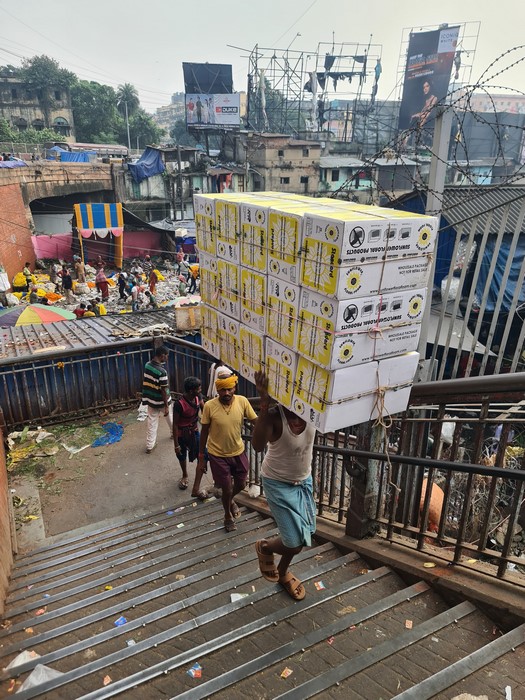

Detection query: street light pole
(124, 101), (131, 151)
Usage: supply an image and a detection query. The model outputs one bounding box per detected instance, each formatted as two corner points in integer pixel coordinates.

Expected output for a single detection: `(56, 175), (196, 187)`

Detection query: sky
(1, 0), (525, 114)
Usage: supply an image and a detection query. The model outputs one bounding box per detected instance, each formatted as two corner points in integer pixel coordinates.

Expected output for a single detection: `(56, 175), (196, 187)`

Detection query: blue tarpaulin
(476, 235), (525, 312)
(0, 159), (28, 169)
(91, 422), (124, 447)
(60, 151), (96, 163)
(127, 146), (165, 183)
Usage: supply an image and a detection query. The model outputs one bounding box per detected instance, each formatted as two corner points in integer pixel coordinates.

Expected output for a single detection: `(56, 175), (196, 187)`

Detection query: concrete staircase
(1, 499), (524, 699)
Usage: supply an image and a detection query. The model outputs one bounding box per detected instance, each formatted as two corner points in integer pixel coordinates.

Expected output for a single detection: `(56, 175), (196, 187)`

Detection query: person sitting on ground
(93, 297), (107, 316)
(23, 262), (32, 291)
(144, 290), (159, 309)
(83, 304), (96, 317)
(173, 376), (204, 491)
(29, 286), (40, 304)
(251, 370), (317, 601)
(73, 303), (87, 319)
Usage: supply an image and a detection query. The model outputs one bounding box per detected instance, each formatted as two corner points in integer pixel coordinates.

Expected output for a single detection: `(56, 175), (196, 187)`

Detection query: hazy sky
(1, 1), (524, 113)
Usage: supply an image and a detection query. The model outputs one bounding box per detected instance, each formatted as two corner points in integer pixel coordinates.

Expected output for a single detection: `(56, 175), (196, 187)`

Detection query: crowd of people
(141, 349), (317, 602)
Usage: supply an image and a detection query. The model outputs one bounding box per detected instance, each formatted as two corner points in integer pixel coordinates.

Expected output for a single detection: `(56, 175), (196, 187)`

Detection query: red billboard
(398, 26), (460, 147)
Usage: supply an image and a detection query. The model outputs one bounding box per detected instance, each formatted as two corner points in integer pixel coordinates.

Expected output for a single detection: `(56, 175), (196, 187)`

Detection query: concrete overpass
(0, 162), (117, 285)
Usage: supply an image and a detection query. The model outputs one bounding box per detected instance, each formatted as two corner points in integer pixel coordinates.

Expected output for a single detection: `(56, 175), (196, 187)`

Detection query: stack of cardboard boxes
(195, 192), (437, 433)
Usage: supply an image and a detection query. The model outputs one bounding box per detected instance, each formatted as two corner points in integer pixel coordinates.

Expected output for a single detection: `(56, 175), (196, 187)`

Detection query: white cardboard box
(217, 312), (241, 372)
(240, 267), (267, 334)
(266, 275), (300, 348)
(301, 246), (432, 300)
(216, 259), (240, 320)
(298, 287), (426, 369)
(198, 252), (219, 308)
(265, 338), (298, 409)
(201, 304), (220, 358)
(240, 199), (271, 272)
(239, 326), (265, 383)
(303, 208), (437, 264)
(291, 352), (419, 433)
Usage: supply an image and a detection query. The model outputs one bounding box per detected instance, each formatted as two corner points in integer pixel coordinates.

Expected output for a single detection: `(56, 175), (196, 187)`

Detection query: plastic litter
(17, 664), (64, 691)
(114, 616), (127, 627)
(230, 593), (249, 602)
(327, 636), (335, 645)
(405, 619), (413, 629)
(314, 581), (326, 591)
(506, 686), (512, 700)
(104, 585), (113, 591)
(423, 562), (436, 568)
(137, 404), (148, 422)
(35, 607), (47, 616)
(103, 675), (112, 686)
(280, 667), (293, 679)
(62, 443), (91, 458)
(91, 422), (124, 447)
(231, 553), (238, 558)
(177, 523), (185, 529)
(126, 639), (136, 647)
(187, 662), (202, 679)
(5, 649), (40, 669)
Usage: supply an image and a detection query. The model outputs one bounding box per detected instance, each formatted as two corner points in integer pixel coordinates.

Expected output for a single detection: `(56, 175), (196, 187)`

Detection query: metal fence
(423, 191), (525, 380)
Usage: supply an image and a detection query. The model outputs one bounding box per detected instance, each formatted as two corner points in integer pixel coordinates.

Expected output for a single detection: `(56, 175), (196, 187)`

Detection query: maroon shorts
(208, 452), (249, 489)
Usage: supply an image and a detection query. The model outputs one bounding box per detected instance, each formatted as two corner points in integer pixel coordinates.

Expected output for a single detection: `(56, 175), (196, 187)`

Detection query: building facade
(0, 77), (75, 141)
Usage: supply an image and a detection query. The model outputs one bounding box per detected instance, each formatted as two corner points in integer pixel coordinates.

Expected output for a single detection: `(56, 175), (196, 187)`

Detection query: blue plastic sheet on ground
(91, 422), (124, 447)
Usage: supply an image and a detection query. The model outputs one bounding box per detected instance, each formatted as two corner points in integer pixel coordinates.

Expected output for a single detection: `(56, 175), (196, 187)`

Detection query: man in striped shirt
(142, 345), (173, 454)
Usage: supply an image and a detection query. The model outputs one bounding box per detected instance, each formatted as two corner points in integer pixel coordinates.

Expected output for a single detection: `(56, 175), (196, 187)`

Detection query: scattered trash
(136, 404), (148, 422)
(349, 625), (356, 630)
(6, 650), (40, 669)
(327, 636), (335, 645)
(43, 593), (50, 598)
(280, 667), (293, 679)
(104, 585), (113, 591)
(7, 679), (16, 693)
(431, 636), (439, 643)
(35, 607), (47, 616)
(339, 604), (356, 615)
(230, 593), (249, 602)
(25, 628), (33, 634)
(314, 581), (326, 591)
(26, 585), (33, 590)
(177, 523), (185, 529)
(359, 569), (370, 575)
(61, 443), (91, 458)
(103, 675), (112, 686)
(405, 620), (413, 629)
(423, 562), (436, 568)
(166, 510), (174, 515)
(114, 616), (127, 627)
(247, 484), (261, 498)
(231, 552), (238, 558)
(175, 574), (185, 581)
(466, 558), (477, 564)
(187, 662), (202, 679)
(17, 664), (64, 691)
(91, 422), (124, 447)
(175, 506), (185, 512)
(126, 639), (136, 647)
(506, 686), (512, 700)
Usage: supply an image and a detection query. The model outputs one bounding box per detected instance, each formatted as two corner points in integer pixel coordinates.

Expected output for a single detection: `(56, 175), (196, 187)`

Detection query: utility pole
(177, 145), (184, 220)
(124, 101), (131, 152)
(417, 104), (454, 382)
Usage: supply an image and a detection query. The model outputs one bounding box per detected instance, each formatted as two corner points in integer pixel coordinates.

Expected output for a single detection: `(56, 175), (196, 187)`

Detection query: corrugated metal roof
(0, 309), (195, 363)
(319, 156), (364, 168)
(442, 185), (525, 232)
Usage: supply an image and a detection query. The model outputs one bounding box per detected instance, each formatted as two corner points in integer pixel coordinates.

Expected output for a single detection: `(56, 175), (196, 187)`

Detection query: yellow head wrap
(216, 374), (238, 390)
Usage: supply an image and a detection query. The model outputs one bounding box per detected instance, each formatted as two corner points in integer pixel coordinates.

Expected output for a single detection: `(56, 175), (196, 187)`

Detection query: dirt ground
(8, 407), (218, 542)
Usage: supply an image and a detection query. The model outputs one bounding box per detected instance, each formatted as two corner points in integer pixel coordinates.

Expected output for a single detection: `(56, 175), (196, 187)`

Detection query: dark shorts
(178, 430), (200, 463)
(208, 452), (249, 489)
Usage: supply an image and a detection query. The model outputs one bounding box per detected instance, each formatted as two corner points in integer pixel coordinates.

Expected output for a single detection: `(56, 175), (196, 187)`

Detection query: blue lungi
(262, 475), (316, 548)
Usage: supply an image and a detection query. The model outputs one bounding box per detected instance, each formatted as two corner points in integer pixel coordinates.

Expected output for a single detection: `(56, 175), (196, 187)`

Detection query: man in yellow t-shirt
(192, 371), (257, 532)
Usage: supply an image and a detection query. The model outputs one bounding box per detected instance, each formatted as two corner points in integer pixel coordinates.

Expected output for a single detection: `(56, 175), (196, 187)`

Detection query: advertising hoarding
(185, 93), (240, 127)
(398, 26), (460, 146)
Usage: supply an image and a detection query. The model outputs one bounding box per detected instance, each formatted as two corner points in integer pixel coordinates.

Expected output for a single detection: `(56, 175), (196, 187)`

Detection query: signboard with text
(398, 26), (460, 144)
(185, 93), (240, 127)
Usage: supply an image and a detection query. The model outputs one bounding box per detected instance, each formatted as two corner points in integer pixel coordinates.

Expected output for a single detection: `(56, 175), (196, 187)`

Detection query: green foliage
(71, 81), (120, 142)
(20, 55), (76, 90)
(169, 120), (198, 147)
(120, 109), (163, 148)
(116, 83), (140, 117)
(0, 117), (63, 144)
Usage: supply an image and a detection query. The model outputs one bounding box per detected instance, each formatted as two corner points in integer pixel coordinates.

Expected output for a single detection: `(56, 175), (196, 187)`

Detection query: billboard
(185, 93), (240, 127)
(182, 63), (233, 94)
(398, 26), (460, 146)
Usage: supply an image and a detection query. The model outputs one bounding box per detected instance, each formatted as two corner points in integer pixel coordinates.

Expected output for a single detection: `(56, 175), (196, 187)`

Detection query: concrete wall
(0, 413), (13, 615)
(0, 163), (113, 285)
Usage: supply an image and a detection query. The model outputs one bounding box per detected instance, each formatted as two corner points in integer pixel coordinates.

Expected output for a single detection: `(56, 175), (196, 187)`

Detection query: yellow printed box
(194, 194), (221, 255)
(301, 242), (432, 300)
(240, 267), (266, 334)
(265, 338), (298, 410)
(267, 203), (310, 284)
(201, 304), (220, 358)
(292, 352), (419, 433)
(303, 207), (437, 264)
(198, 252), (219, 308)
(240, 199), (272, 272)
(217, 259), (240, 320)
(217, 313), (240, 372)
(266, 276), (300, 348)
(238, 326), (265, 384)
(298, 287), (426, 370)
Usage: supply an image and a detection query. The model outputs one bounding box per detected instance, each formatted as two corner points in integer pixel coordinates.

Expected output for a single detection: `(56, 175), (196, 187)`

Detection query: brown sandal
(255, 540), (279, 582)
(231, 502), (241, 518)
(279, 571), (306, 600)
(224, 519), (237, 532)
(191, 490), (209, 501)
